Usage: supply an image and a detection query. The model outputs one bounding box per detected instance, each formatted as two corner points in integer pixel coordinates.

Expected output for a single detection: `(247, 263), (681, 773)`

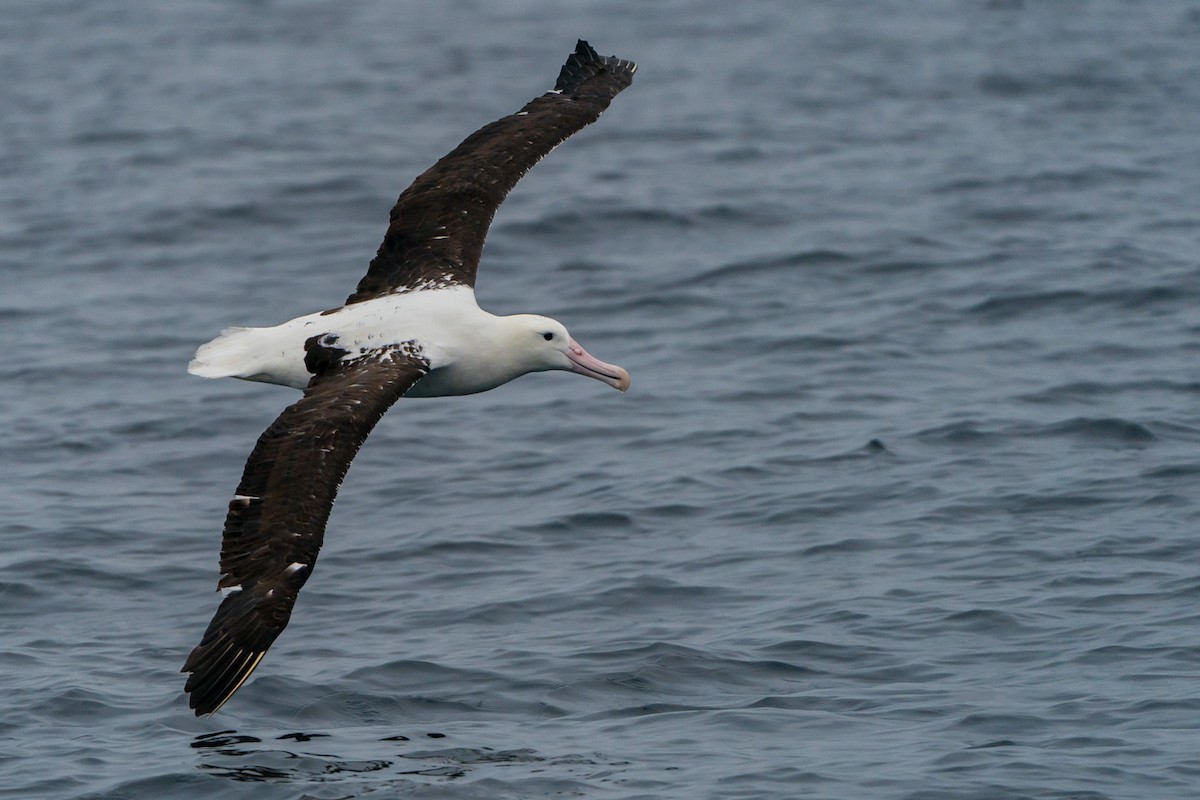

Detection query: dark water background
(4, 1), (1200, 797)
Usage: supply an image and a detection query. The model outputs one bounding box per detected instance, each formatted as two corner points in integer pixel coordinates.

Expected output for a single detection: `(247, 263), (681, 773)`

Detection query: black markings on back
(303, 333), (348, 375)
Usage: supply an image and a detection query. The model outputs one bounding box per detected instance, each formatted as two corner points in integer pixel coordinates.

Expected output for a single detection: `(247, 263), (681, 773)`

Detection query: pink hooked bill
(566, 337), (630, 392)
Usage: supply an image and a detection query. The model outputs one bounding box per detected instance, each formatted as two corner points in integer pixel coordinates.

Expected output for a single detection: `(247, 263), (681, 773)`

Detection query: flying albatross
(181, 40), (636, 716)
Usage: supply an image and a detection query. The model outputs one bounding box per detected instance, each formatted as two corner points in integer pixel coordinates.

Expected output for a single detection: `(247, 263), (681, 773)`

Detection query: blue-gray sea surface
(4, 1), (1200, 798)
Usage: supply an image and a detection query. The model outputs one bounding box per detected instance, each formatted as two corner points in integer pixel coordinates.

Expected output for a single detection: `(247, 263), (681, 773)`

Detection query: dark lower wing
(182, 343), (430, 716)
(344, 40), (637, 304)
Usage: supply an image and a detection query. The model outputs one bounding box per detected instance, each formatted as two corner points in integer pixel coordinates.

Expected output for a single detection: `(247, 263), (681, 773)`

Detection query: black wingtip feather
(555, 39), (637, 95)
(183, 635), (268, 716)
(181, 586), (283, 715)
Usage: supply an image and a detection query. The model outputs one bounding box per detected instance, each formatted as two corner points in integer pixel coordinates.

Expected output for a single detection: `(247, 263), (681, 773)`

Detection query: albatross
(181, 40), (636, 716)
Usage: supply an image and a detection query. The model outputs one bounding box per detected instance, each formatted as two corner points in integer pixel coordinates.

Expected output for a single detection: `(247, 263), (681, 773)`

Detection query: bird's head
(507, 314), (630, 392)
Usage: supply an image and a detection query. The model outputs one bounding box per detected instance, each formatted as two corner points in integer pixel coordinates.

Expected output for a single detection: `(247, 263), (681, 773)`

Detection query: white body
(188, 286), (630, 395)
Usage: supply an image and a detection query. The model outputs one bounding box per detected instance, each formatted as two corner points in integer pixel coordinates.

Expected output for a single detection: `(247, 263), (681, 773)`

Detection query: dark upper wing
(181, 341), (429, 716)
(344, 40), (637, 305)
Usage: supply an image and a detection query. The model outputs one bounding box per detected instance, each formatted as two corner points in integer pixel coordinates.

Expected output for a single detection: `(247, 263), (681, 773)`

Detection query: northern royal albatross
(181, 40), (635, 716)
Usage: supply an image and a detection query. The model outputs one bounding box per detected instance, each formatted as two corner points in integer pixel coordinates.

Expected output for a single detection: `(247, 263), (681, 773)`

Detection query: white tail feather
(188, 324), (311, 389)
(188, 326), (265, 380)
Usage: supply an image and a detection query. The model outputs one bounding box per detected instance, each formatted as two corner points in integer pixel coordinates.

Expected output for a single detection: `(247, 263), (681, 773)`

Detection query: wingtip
(555, 40), (637, 94)
(183, 643), (267, 716)
(182, 586), (282, 716)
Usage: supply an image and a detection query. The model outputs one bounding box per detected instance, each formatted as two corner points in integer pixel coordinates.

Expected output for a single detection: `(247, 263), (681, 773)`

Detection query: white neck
(402, 311), (558, 398)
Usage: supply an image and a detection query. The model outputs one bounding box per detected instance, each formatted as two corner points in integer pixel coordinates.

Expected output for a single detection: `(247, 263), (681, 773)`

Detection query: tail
(188, 326), (264, 380)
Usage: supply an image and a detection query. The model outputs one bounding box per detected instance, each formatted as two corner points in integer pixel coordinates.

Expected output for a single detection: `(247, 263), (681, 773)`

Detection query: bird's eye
(543, 332), (554, 341)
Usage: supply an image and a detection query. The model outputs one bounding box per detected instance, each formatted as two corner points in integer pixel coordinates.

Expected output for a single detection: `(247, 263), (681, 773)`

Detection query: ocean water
(4, 0), (1200, 797)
